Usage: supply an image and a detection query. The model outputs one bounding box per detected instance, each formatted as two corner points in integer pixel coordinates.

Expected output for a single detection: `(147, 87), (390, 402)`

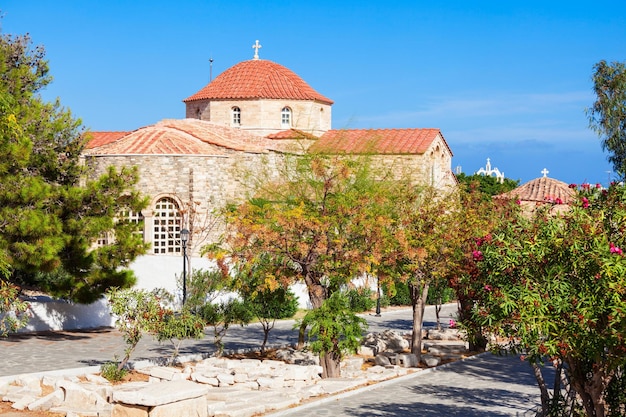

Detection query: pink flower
(555, 198), (563, 204)
(484, 284), (492, 292)
(582, 197), (589, 208)
(516, 199), (521, 205)
(610, 243), (623, 255)
(472, 250), (483, 261)
(596, 183), (602, 189)
(568, 183), (577, 189)
(449, 319), (457, 328)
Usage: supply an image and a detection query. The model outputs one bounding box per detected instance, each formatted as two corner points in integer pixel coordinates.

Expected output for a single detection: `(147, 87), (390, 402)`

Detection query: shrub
(242, 287), (298, 352)
(199, 298), (253, 356)
(100, 359), (128, 382)
(426, 285), (455, 305)
(346, 287), (376, 312)
(388, 281), (411, 306)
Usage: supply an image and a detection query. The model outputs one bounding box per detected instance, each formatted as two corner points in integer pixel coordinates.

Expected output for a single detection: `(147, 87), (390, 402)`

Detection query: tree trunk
(319, 349), (341, 378)
(297, 279), (328, 349)
(435, 298), (442, 330)
(568, 358), (611, 417)
(409, 282), (429, 363)
(296, 321), (307, 349)
(458, 297), (487, 351)
(260, 321), (272, 353)
(531, 362), (551, 416)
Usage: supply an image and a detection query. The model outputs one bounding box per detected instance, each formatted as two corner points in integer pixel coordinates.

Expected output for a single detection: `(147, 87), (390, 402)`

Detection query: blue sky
(2, 1), (625, 185)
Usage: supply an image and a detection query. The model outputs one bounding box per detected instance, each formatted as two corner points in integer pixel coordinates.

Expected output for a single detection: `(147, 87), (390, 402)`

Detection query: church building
(83, 42), (456, 292)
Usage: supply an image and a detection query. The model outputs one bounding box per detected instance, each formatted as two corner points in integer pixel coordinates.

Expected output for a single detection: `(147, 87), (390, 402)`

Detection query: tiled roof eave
(83, 152), (233, 158)
(183, 96), (333, 105)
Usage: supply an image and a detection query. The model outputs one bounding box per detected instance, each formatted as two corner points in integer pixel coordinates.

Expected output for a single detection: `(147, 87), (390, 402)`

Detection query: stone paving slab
(266, 352), (549, 417)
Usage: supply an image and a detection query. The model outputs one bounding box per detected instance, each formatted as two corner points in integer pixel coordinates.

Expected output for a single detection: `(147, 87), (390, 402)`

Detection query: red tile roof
(310, 128), (451, 155)
(85, 131), (130, 149)
(266, 129), (319, 140)
(183, 59), (334, 105)
(495, 176), (576, 204)
(84, 119), (270, 155)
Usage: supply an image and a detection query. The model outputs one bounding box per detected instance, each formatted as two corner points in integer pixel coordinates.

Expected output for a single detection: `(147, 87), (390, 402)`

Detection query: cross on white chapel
(541, 168), (549, 178)
(252, 40), (262, 60)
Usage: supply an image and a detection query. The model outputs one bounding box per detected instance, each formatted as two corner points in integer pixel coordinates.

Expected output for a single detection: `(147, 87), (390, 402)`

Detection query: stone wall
(85, 151), (284, 256)
(186, 99), (332, 137)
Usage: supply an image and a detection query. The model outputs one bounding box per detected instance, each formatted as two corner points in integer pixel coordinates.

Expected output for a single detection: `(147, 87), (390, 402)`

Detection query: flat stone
(374, 354), (391, 366)
(149, 366), (182, 381)
(217, 373), (235, 386)
(112, 380), (209, 406)
(422, 355), (441, 367)
(212, 401), (266, 417)
(149, 395), (207, 417)
(192, 373), (219, 386)
(10, 394), (37, 410)
(85, 374), (110, 384)
(395, 353), (419, 368)
(205, 387), (249, 402)
(257, 376), (284, 390)
(358, 345), (377, 356)
(27, 389), (64, 411)
(282, 366), (312, 381)
(111, 403), (149, 417)
(264, 393), (301, 411)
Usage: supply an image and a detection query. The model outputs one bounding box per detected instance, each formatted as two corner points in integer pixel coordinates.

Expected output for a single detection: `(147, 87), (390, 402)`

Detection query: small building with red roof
(494, 169), (576, 215)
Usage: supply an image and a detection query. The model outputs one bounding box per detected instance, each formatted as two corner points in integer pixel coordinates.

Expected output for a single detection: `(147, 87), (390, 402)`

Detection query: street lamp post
(375, 277), (381, 317)
(180, 228), (189, 306)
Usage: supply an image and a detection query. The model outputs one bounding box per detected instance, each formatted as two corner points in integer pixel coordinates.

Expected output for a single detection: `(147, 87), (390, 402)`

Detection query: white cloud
(338, 90), (598, 148)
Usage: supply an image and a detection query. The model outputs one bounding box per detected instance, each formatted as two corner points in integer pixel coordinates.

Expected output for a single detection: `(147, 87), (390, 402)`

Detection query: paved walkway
(0, 304), (546, 415)
(269, 353), (543, 416)
(0, 304), (457, 376)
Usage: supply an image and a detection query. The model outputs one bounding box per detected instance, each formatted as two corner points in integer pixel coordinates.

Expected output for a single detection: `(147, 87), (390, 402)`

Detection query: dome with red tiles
(495, 176), (576, 204)
(183, 59), (333, 105)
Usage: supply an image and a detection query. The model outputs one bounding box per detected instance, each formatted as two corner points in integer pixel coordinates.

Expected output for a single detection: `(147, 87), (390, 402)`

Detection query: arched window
(95, 206), (144, 247)
(153, 197), (182, 254)
(232, 106), (241, 126)
(281, 107), (292, 128)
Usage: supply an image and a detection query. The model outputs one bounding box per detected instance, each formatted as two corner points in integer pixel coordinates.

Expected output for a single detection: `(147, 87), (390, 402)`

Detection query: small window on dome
(232, 107), (241, 126)
(281, 107), (292, 128)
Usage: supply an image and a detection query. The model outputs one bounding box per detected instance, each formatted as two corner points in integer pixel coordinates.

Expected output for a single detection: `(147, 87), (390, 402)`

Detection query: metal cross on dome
(252, 40), (262, 60)
(541, 168), (549, 178)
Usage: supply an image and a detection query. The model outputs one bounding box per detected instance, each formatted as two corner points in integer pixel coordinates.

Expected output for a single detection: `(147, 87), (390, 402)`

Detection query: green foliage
(107, 288), (166, 370)
(456, 172), (519, 198)
(469, 184), (626, 416)
(243, 287), (298, 322)
(100, 358), (128, 382)
(0, 32), (148, 302)
(606, 368), (626, 417)
(183, 268), (231, 312)
(587, 60), (626, 179)
(345, 287), (376, 312)
(388, 281), (412, 306)
(426, 282), (455, 305)
(242, 286), (298, 351)
(152, 309), (206, 365)
(107, 288), (206, 367)
(302, 292), (368, 367)
(0, 279), (30, 336)
(198, 299), (253, 356)
(211, 153), (407, 311)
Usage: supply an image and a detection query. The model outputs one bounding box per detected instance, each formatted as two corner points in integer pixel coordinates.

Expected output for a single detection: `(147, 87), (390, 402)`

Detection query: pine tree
(0, 32), (148, 302)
